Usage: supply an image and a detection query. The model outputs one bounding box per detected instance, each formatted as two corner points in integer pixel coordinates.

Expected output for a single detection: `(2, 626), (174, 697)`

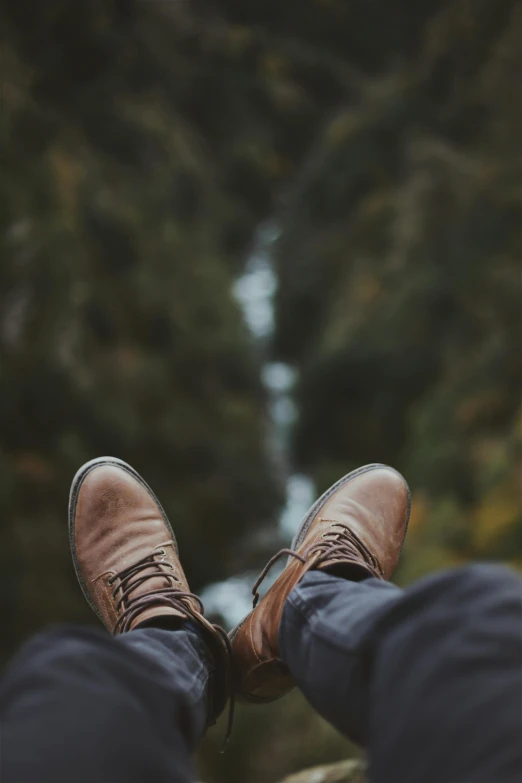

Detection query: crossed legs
(2, 564), (520, 783)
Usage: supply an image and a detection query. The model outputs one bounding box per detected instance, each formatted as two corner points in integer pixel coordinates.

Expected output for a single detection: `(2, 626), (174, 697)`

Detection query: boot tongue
(122, 556), (200, 617)
(126, 560), (173, 599)
(318, 525), (383, 577)
(123, 559), (195, 631)
(113, 552), (207, 634)
(129, 605), (187, 630)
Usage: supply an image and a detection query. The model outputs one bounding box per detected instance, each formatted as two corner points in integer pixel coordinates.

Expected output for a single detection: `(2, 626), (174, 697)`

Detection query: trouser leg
(0, 624), (214, 783)
(280, 564), (522, 783)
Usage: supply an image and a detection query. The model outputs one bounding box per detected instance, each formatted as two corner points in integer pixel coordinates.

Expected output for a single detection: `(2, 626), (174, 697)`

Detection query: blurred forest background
(1, 1), (521, 781)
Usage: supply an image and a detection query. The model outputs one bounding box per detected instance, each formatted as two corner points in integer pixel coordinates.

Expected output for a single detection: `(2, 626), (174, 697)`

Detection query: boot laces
(251, 523), (383, 607)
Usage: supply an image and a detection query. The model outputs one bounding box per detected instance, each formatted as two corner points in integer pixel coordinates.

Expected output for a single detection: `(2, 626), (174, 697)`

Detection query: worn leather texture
(70, 461), (198, 632)
(231, 465), (410, 702)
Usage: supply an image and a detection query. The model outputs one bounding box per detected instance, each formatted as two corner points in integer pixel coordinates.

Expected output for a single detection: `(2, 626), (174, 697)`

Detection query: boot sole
(230, 463), (411, 703)
(68, 456), (178, 628)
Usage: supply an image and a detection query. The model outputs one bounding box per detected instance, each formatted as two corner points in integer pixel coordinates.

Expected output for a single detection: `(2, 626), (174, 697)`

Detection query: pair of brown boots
(70, 457), (410, 732)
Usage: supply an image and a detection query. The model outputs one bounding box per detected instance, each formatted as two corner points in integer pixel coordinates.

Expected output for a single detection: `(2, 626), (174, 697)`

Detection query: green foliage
(271, 0), (522, 580)
(0, 0), (285, 655)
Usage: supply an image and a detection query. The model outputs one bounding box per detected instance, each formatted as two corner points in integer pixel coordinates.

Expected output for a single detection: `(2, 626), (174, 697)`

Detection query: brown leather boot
(69, 456), (233, 730)
(230, 463), (410, 703)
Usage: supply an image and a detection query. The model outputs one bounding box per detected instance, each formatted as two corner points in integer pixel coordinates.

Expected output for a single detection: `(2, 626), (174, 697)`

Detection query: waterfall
(200, 223), (315, 628)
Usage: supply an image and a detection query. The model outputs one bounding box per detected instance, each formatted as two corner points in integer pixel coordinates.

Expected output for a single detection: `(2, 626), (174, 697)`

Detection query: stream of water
(200, 223), (315, 627)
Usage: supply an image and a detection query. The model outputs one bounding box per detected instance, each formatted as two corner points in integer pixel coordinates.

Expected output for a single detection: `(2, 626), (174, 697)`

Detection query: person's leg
(0, 622), (215, 783)
(280, 563), (522, 783)
(3, 455), (233, 783)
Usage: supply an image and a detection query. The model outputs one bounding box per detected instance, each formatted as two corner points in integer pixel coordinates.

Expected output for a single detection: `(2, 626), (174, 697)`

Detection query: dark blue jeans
(1, 564), (520, 782)
(281, 564), (522, 783)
